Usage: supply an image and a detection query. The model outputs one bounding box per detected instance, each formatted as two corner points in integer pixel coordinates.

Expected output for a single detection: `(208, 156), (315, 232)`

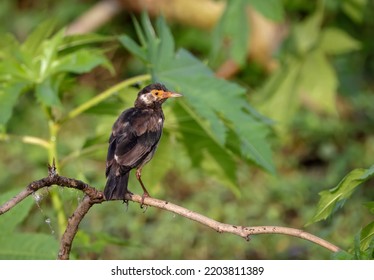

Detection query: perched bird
(104, 83), (182, 202)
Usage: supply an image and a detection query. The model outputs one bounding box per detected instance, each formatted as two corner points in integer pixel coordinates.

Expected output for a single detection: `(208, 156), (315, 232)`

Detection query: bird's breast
(131, 109), (164, 136)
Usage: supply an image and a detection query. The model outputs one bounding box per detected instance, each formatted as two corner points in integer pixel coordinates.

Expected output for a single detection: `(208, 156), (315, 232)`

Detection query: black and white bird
(104, 83), (182, 202)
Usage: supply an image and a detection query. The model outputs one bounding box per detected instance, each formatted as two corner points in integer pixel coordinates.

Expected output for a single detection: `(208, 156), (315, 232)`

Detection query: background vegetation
(0, 0), (373, 259)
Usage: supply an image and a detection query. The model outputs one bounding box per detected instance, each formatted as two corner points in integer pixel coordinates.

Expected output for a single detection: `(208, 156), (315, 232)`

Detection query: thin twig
(0, 163), (104, 216)
(0, 166), (341, 259)
(58, 195), (94, 260)
(129, 194), (341, 253)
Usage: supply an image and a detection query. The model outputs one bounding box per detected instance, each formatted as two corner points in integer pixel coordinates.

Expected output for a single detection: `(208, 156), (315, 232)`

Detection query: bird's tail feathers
(104, 167), (129, 200)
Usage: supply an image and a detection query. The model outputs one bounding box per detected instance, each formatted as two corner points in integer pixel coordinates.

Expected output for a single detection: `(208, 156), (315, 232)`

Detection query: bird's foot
(122, 191), (133, 210)
(140, 192), (150, 209)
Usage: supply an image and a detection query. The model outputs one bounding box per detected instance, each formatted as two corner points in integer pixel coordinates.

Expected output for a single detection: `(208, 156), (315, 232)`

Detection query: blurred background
(0, 0), (373, 259)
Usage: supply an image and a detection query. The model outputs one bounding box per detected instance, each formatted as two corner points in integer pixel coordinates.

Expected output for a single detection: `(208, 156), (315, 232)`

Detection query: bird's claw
(140, 192), (150, 209)
(122, 191), (133, 211)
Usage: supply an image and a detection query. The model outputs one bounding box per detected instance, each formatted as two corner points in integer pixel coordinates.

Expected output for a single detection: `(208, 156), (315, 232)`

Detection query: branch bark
(0, 165), (341, 259)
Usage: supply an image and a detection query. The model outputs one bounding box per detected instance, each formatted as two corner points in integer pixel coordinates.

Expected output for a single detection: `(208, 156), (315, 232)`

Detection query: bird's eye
(154, 91), (159, 96)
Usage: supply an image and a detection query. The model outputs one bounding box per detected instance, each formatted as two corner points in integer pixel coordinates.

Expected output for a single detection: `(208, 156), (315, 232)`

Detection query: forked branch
(0, 164), (341, 259)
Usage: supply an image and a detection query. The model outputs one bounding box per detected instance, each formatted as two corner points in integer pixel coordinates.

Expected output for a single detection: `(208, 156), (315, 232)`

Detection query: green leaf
(176, 22), (273, 173)
(141, 12), (160, 66)
(307, 165), (374, 225)
(21, 19), (57, 56)
(155, 17), (175, 66)
(35, 78), (61, 107)
(158, 49), (274, 173)
(332, 250), (354, 260)
(211, 0), (249, 65)
(0, 33), (21, 60)
(342, 0), (367, 23)
(298, 49), (338, 115)
(360, 221), (374, 251)
(0, 82), (28, 125)
(175, 103), (240, 195)
(293, 6), (324, 54)
(319, 28), (361, 55)
(257, 59), (302, 134)
(0, 233), (58, 259)
(35, 28), (66, 81)
(0, 189), (34, 232)
(363, 202), (374, 214)
(53, 49), (112, 74)
(0, 34), (35, 82)
(247, 0), (284, 21)
(59, 33), (114, 51)
(118, 35), (147, 62)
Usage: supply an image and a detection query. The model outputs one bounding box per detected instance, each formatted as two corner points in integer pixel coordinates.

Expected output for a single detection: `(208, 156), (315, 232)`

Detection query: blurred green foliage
(0, 0), (373, 259)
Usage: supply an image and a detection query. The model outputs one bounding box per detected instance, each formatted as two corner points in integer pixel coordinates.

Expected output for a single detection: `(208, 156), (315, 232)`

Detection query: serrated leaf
(0, 189), (34, 232)
(59, 33), (114, 51)
(35, 78), (61, 107)
(132, 14), (147, 48)
(0, 33), (21, 59)
(0, 82), (28, 125)
(141, 12), (159, 65)
(53, 49), (111, 74)
(21, 19), (57, 56)
(36, 28), (66, 81)
(360, 221), (374, 251)
(247, 0), (284, 21)
(293, 6), (323, 54)
(0, 233), (58, 259)
(298, 49), (338, 115)
(175, 103), (239, 194)
(158, 49), (274, 173)
(212, 0), (249, 65)
(155, 17), (175, 66)
(319, 28), (361, 55)
(0, 34), (35, 82)
(257, 60), (302, 134)
(307, 165), (374, 225)
(118, 35), (147, 62)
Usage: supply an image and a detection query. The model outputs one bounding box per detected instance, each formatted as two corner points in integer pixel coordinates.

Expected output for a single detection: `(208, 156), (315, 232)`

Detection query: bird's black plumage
(104, 83), (182, 201)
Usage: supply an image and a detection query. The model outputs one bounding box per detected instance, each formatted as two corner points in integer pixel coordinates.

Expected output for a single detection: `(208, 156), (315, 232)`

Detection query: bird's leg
(135, 168), (150, 207)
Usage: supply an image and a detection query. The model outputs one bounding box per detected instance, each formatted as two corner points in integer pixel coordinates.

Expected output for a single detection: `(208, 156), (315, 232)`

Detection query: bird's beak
(161, 91), (183, 99)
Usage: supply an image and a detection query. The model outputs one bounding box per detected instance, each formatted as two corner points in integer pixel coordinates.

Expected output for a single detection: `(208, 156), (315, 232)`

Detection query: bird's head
(135, 83), (182, 108)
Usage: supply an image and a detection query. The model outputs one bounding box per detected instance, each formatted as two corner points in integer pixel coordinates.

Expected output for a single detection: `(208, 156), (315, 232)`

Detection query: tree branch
(0, 165), (341, 259)
(58, 195), (94, 260)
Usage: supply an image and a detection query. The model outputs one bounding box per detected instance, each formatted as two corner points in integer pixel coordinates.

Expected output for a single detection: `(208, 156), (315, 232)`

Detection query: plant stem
(0, 133), (50, 149)
(48, 120), (67, 237)
(60, 74), (151, 124)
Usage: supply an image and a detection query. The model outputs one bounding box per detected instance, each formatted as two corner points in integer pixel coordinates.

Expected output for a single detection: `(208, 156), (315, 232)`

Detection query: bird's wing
(108, 108), (163, 172)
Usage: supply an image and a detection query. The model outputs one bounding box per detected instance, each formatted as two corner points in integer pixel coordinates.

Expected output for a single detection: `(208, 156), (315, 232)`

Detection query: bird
(104, 83), (182, 203)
